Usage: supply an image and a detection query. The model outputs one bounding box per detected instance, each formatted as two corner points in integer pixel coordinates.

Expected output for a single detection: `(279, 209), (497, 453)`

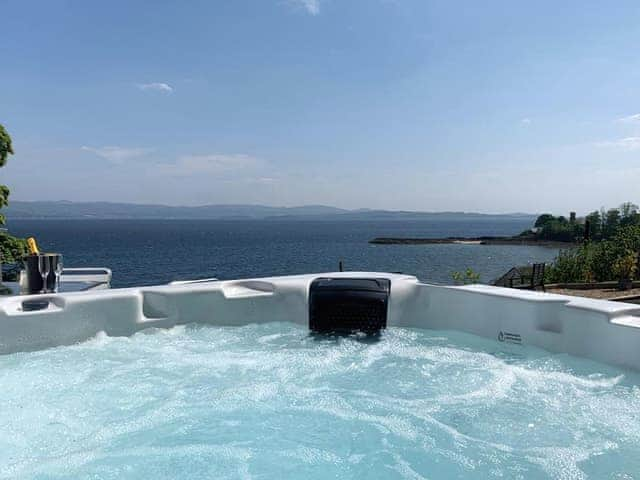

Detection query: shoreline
(369, 236), (574, 247)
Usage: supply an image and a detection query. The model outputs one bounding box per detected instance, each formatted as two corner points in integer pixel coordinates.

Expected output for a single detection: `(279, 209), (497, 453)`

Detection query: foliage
(545, 247), (593, 283)
(603, 209), (621, 238)
(0, 233), (28, 265)
(585, 204), (639, 241)
(620, 202), (639, 225)
(530, 213), (581, 242)
(1, 232), (27, 282)
(546, 225), (640, 283)
(534, 214), (555, 228)
(537, 219), (583, 242)
(452, 268), (481, 285)
(527, 203), (640, 243)
(584, 210), (602, 240)
(0, 124), (13, 168)
(0, 124), (26, 279)
(0, 124), (15, 226)
(0, 197), (8, 225)
(612, 251), (637, 280)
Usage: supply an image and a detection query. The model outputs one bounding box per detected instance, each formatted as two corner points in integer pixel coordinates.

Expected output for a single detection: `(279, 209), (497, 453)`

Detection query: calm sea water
(7, 219), (559, 288)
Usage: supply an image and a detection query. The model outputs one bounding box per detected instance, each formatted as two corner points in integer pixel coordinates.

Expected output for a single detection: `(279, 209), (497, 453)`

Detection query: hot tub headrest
(308, 277), (390, 334)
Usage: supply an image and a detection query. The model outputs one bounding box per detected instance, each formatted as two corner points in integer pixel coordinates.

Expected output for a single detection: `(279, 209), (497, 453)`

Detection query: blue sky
(2, 0), (640, 213)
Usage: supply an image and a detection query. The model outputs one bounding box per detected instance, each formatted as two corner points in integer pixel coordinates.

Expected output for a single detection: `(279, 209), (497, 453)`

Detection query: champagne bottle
(26, 237), (40, 255)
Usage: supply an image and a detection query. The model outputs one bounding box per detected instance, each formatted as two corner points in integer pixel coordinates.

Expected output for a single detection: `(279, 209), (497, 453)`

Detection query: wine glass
(38, 255), (50, 294)
(53, 256), (64, 293)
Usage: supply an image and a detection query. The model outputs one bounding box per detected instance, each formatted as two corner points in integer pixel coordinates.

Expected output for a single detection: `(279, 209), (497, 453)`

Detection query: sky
(2, 0), (640, 214)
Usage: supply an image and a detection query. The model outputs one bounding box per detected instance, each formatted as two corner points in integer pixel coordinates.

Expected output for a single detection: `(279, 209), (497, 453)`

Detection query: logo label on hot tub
(498, 331), (521, 344)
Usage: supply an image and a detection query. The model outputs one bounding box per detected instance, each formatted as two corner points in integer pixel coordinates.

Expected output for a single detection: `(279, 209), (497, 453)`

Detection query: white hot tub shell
(1, 272), (640, 371)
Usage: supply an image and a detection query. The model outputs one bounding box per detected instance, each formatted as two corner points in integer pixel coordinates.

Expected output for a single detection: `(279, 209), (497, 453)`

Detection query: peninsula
(368, 211), (601, 247)
(369, 236), (573, 247)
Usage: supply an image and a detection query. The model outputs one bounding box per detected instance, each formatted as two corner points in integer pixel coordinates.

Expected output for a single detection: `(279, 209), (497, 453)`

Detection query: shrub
(452, 268), (481, 285)
(546, 245), (594, 283)
(0, 233), (27, 265)
(612, 251), (637, 280)
(537, 220), (582, 242)
(588, 240), (617, 281)
(547, 225), (640, 283)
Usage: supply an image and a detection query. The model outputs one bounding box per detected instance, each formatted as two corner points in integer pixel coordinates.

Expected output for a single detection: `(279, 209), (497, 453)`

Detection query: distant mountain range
(3, 201), (537, 221)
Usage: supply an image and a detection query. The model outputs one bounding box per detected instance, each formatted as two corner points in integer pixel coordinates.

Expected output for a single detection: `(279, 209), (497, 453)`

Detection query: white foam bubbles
(1, 323), (640, 479)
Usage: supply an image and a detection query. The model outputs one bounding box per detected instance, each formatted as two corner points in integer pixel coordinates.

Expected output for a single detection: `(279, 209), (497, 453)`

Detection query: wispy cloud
(136, 82), (173, 93)
(81, 146), (154, 163)
(616, 113), (640, 124)
(520, 118), (531, 125)
(594, 137), (640, 151)
(245, 176), (277, 185)
(286, 0), (320, 15)
(157, 154), (264, 176)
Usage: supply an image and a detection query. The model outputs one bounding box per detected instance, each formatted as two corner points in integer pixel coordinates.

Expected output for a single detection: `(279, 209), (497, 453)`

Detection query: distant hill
(3, 201), (537, 221)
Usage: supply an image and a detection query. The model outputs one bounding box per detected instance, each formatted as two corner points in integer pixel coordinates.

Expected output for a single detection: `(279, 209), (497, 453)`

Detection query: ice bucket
(23, 254), (62, 294)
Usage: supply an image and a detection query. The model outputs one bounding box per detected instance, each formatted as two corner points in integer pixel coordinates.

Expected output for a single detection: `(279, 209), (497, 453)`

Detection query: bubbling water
(1, 323), (639, 479)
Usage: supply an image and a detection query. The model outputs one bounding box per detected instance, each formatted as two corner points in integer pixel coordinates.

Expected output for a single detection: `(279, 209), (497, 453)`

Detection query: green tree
(585, 210), (602, 240)
(604, 208), (621, 239)
(0, 124), (27, 269)
(537, 219), (581, 242)
(620, 202), (638, 218)
(0, 124), (14, 226)
(620, 202), (640, 228)
(534, 214), (555, 228)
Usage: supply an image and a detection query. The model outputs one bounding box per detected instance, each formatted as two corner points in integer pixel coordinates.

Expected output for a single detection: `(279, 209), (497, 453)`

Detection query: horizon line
(5, 199), (545, 216)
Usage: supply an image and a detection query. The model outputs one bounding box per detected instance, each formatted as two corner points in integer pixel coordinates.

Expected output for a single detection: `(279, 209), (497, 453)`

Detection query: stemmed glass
(53, 256), (64, 293)
(37, 254), (50, 294)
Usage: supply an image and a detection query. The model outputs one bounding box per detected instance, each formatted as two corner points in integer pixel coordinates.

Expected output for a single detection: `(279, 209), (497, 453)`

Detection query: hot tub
(1, 272), (640, 478)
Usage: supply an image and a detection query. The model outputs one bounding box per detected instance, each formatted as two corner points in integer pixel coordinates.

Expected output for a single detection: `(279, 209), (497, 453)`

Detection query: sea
(6, 218), (561, 288)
